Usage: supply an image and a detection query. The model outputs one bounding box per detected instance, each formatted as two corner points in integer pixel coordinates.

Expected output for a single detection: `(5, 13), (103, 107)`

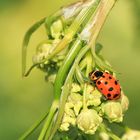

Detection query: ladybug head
(89, 70), (103, 81)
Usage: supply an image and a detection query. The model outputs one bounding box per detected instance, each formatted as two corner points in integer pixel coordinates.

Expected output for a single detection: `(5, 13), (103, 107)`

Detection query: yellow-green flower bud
(67, 92), (82, 116)
(101, 101), (123, 123)
(68, 92), (82, 103)
(46, 73), (56, 83)
(51, 20), (63, 39)
(60, 114), (76, 131)
(86, 87), (102, 107)
(71, 83), (81, 93)
(33, 42), (52, 64)
(86, 84), (94, 94)
(99, 132), (110, 140)
(77, 109), (102, 134)
(60, 123), (70, 131)
(119, 93), (129, 113)
(122, 129), (140, 140)
(65, 102), (75, 117)
(73, 101), (82, 116)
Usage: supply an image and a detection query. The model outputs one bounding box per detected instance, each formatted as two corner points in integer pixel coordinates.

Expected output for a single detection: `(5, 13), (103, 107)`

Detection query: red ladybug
(89, 71), (121, 100)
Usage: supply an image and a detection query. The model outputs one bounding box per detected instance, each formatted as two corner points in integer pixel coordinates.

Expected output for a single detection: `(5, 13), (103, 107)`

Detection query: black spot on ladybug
(106, 72), (109, 74)
(108, 87), (113, 91)
(115, 81), (118, 85)
(109, 76), (112, 79)
(104, 81), (108, 85)
(107, 93), (111, 97)
(113, 94), (119, 98)
(94, 71), (103, 77)
(97, 81), (101, 85)
(102, 75), (105, 78)
(100, 88), (103, 90)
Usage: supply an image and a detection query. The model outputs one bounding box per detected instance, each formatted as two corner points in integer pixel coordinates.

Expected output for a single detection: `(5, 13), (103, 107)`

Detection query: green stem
(44, 113), (57, 140)
(100, 123), (121, 140)
(115, 122), (131, 132)
(18, 110), (49, 140)
(79, 58), (87, 70)
(75, 66), (84, 84)
(54, 39), (83, 100)
(22, 17), (46, 77)
(49, 46), (90, 140)
(87, 0), (117, 72)
(38, 101), (58, 140)
(89, 0), (117, 45)
(83, 83), (87, 110)
(85, 51), (93, 77)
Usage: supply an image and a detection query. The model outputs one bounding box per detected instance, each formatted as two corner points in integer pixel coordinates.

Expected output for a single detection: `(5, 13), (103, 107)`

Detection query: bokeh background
(0, 0), (140, 139)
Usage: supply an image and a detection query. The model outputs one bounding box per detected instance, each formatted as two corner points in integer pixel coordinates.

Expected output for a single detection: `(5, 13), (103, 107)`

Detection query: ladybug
(89, 71), (121, 100)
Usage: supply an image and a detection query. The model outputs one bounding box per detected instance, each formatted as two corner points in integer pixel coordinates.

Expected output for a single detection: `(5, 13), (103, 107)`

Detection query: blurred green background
(0, 0), (140, 139)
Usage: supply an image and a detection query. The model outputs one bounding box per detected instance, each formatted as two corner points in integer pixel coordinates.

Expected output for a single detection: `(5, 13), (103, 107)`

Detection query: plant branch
(18, 110), (49, 140)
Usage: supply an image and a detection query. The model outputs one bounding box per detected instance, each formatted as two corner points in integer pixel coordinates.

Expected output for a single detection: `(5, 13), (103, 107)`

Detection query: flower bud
(51, 20), (63, 39)
(65, 102), (75, 117)
(67, 92), (82, 116)
(122, 129), (140, 140)
(99, 132), (109, 140)
(77, 109), (102, 134)
(33, 42), (52, 64)
(73, 101), (82, 116)
(101, 101), (123, 123)
(71, 83), (81, 93)
(60, 114), (76, 131)
(68, 92), (82, 103)
(86, 86), (102, 107)
(45, 73), (56, 83)
(60, 123), (70, 131)
(119, 93), (129, 113)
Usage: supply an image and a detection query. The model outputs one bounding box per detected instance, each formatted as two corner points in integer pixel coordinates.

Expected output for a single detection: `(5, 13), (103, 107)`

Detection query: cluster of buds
(60, 83), (129, 135)
(32, 20), (66, 82)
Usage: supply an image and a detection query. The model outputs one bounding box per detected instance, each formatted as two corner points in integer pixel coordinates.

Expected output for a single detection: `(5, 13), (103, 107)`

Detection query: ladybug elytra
(89, 71), (121, 100)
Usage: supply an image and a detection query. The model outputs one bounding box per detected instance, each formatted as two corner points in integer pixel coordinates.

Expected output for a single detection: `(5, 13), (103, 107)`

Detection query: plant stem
(54, 39), (83, 100)
(85, 51), (93, 77)
(22, 17), (46, 77)
(75, 66), (84, 84)
(99, 123), (121, 140)
(83, 83), (87, 110)
(38, 100), (58, 140)
(88, 0), (117, 72)
(18, 110), (49, 140)
(49, 45), (90, 140)
(89, 0), (117, 45)
(44, 113), (57, 140)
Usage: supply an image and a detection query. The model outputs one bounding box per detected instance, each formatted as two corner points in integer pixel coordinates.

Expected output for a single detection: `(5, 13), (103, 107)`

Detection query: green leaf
(22, 17), (46, 77)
